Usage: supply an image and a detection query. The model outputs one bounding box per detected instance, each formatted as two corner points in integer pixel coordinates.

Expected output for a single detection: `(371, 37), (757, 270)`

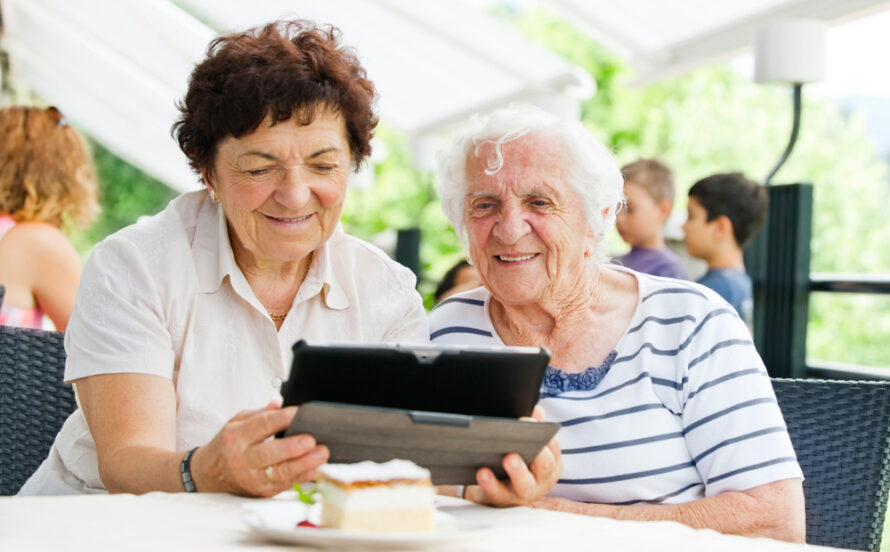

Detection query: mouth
(265, 213), (313, 223)
(496, 253), (539, 263)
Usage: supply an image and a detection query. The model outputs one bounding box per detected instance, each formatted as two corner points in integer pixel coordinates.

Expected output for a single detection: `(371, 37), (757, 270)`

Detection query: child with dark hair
(615, 159), (688, 279)
(683, 172), (769, 329)
(434, 259), (481, 303)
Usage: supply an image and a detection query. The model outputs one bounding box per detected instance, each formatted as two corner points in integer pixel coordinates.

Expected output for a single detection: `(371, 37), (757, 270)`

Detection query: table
(0, 492), (846, 551)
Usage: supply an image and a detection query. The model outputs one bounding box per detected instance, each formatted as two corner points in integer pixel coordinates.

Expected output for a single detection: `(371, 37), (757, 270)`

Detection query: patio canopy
(1, 0), (888, 192)
(539, 0), (890, 84)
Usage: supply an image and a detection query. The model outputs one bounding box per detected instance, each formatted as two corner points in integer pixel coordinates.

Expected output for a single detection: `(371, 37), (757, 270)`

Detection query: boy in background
(615, 159), (688, 279)
(683, 172), (769, 329)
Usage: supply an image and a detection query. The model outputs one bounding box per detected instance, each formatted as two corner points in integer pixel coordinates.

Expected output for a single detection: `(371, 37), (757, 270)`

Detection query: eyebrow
(307, 147), (340, 159)
(239, 146), (342, 162)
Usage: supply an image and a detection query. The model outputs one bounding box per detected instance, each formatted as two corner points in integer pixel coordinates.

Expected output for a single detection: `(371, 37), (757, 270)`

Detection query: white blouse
(19, 191), (428, 494)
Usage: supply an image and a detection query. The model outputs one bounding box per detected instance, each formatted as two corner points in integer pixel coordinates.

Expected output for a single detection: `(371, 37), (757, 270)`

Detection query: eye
(311, 165), (336, 174)
(527, 196), (554, 210)
(245, 168), (272, 177)
(470, 200), (497, 215)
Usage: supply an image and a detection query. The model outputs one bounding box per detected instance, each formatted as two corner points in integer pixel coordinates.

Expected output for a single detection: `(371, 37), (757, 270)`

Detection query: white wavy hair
(435, 104), (624, 264)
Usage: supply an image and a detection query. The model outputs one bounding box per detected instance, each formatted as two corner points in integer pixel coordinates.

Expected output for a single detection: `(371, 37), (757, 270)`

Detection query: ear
(657, 199), (672, 222)
(713, 215), (733, 241)
(200, 169), (213, 189)
(584, 226), (599, 258)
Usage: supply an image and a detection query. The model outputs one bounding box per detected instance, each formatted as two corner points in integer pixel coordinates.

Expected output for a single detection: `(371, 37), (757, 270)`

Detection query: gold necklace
(268, 311), (288, 322)
(265, 253), (313, 323)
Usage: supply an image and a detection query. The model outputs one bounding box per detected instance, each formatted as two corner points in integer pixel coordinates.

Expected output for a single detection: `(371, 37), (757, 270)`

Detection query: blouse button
(271, 377), (282, 389)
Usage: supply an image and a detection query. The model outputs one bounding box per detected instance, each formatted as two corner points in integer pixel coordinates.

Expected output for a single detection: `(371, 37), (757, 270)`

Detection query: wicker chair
(772, 378), (890, 551)
(0, 324), (74, 495)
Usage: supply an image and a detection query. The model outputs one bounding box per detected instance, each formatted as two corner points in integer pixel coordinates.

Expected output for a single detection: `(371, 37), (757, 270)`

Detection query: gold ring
(264, 465), (276, 482)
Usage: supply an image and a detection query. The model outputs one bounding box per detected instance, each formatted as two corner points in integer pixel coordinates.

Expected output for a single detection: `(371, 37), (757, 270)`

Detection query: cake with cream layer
(316, 459), (434, 533)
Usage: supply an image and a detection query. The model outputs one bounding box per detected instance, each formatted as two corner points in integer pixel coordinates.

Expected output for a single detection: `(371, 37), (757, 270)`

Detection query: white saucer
(242, 498), (490, 550)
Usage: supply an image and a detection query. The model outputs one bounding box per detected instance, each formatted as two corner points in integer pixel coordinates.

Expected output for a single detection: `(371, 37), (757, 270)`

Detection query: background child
(434, 259), (481, 304)
(682, 172), (768, 329)
(615, 159), (688, 279)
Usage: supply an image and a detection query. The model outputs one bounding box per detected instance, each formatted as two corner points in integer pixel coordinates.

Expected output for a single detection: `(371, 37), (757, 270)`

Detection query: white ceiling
(538, 0), (890, 84)
(1, 0), (888, 193)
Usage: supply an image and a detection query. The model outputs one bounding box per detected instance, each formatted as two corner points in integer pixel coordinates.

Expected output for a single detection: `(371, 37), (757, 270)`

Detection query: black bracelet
(180, 447), (199, 493)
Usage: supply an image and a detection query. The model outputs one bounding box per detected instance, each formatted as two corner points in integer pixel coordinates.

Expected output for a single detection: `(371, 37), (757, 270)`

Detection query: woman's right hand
(190, 402), (329, 497)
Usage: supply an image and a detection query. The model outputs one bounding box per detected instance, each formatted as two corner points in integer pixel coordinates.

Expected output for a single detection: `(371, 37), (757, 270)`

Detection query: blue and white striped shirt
(429, 268), (802, 505)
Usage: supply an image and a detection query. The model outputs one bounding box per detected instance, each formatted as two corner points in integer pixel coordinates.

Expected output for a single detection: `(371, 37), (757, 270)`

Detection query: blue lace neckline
(540, 350), (617, 397)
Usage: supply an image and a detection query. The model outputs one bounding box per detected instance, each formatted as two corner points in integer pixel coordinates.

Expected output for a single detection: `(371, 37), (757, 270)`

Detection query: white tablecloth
(0, 492), (846, 552)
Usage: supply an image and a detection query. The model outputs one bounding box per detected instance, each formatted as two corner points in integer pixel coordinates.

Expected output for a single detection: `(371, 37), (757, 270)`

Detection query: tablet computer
(283, 401), (560, 484)
(280, 340), (551, 418)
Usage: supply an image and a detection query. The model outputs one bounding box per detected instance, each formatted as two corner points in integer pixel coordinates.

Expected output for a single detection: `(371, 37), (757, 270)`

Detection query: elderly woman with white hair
(429, 104), (806, 542)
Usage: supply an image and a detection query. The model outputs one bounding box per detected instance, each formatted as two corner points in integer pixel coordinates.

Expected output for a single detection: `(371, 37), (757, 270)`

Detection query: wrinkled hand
(465, 406), (561, 507)
(190, 402), (329, 497)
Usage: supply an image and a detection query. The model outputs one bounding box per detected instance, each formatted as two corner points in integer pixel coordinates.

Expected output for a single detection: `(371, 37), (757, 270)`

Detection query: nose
(492, 204), (530, 244)
(275, 167), (312, 208)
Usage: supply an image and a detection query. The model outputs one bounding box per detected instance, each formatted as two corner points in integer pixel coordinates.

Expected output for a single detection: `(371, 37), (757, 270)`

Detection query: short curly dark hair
(688, 172), (769, 247)
(172, 20), (377, 176)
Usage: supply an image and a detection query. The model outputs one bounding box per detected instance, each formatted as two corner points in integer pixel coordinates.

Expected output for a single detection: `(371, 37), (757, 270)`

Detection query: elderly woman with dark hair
(429, 105), (805, 542)
(19, 20), (427, 496)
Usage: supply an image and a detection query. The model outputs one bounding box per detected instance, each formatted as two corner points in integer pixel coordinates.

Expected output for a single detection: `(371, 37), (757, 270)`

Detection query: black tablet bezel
(280, 340), (551, 419)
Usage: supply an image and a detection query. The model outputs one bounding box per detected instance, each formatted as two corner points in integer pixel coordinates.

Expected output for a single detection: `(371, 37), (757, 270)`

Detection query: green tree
(69, 142), (178, 255)
(339, 126), (464, 308)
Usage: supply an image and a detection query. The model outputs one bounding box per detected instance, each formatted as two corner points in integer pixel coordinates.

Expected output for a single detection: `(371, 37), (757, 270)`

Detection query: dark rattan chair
(772, 378), (890, 551)
(0, 324), (74, 495)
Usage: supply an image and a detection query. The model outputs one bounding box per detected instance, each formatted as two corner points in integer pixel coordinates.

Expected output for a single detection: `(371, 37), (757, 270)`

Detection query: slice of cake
(316, 459), (434, 533)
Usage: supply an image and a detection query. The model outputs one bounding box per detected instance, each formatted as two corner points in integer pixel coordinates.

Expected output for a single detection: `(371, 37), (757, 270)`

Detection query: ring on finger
(264, 465), (276, 482)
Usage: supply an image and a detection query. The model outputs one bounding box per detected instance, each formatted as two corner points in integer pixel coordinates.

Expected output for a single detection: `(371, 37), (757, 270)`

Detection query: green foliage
(339, 126), (465, 309)
(69, 142), (178, 256)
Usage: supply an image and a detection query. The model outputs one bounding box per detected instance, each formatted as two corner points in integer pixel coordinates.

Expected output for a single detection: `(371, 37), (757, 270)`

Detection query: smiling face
(463, 133), (593, 307)
(207, 109), (351, 272)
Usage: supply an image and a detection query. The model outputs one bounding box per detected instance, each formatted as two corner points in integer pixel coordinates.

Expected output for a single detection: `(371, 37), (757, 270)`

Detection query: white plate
(243, 498), (490, 550)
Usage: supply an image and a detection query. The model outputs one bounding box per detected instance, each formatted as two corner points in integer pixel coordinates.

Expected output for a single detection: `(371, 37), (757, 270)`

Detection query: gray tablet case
(285, 401), (560, 485)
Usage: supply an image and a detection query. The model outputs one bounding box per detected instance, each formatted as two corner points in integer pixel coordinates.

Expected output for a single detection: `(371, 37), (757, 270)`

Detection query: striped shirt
(429, 267), (802, 505)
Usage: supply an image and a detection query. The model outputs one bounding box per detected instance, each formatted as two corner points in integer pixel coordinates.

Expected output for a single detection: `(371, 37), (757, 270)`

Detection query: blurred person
(19, 20), (427, 497)
(683, 172), (768, 330)
(0, 105), (99, 330)
(614, 159), (688, 279)
(434, 259), (481, 303)
(430, 105), (804, 542)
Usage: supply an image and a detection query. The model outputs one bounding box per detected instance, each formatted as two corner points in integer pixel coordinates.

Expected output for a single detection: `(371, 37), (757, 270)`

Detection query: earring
(208, 187), (220, 204)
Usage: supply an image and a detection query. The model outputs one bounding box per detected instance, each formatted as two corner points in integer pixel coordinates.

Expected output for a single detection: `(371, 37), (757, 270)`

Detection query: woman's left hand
(465, 406), (562, 507)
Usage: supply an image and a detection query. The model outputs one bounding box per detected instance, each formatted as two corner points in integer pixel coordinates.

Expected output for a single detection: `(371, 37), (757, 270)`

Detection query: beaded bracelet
(180, 447), (199, 492)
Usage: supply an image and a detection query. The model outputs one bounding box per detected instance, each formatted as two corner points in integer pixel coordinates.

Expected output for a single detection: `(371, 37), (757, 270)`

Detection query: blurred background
(1, 0), (887, 376)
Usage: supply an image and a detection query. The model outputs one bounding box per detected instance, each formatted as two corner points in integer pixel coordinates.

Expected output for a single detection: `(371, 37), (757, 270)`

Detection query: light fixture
(754, 19), (826, 185)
